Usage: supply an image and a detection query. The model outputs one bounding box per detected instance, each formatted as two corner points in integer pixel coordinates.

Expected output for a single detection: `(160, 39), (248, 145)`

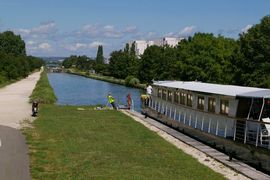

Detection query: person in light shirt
(146, 84), (152, 95)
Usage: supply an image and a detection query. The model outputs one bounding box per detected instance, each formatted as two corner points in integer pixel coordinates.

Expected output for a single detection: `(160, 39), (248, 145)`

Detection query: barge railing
(148, 96), (270, 150)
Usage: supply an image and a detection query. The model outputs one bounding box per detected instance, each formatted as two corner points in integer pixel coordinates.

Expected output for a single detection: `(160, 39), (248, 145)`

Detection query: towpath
(0, 71), (41, 180)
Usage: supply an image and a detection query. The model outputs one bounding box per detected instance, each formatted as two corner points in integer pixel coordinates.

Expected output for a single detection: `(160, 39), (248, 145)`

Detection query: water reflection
(47, 73), (143, 111)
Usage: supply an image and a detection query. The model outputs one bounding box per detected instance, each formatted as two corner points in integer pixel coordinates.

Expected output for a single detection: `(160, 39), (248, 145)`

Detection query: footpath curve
(0, 71), (41, 180)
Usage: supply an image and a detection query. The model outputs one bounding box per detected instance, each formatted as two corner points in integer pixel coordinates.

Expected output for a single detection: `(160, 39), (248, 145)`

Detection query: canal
(47, 73), (143, 111)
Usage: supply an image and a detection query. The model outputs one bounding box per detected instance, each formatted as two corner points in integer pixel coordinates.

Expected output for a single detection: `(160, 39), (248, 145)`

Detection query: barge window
(187, 94), (193, 107)
(158, 89), (162, 98)
(180, 92), (186, 105)
(168, 91), (172, 102)
(174, 91), (179, 103)
(262, 99), (270, 118)
(220, 99), (229, 115)
(162, 90), (167, 100)
(208, 97), (216, 113)
(197, 96), (205, 110)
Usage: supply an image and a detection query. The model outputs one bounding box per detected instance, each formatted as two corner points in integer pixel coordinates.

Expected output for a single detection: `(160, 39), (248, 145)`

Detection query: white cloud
(31, 21), (56, 34)
(123, 25), (137, 33)
(164, 32), (176, 37)
(15, 21), (57, 38)
(65, 43), (87, 51)
(26, 40), (35, 45)
(89, 41), (105, 48)
(147, 31), (157, 37)
(17, 28), (31, 35)
(241, 24), (253, 33)
(179, 26), (196, 36)
(26, 42), (52, 52)
(103, 25), (115, 31)
(64, 41), (106, 51)
(77, 24), (128, 39)
(80, 24), (99, 36)
(38, 43), (51, 50)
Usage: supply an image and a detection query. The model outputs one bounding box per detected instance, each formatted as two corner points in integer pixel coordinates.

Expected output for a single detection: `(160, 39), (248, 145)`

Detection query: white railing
(148, 96), (270, 150)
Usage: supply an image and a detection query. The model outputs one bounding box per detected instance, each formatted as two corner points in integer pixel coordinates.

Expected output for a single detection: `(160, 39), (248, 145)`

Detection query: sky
(0, 0), (269, 57)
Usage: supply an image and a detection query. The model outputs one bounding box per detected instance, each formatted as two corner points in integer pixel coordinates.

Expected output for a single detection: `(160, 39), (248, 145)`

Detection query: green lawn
(23, 105), (225, 180)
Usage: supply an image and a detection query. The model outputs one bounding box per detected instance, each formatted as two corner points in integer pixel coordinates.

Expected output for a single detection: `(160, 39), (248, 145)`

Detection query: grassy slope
(23, 105), (225, 180)
(29, 70), (57, 104)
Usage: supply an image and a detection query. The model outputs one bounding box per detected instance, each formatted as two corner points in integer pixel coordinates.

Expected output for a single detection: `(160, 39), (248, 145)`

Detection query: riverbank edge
(29, 70), (57, 104)
(65, 68), (146, 90)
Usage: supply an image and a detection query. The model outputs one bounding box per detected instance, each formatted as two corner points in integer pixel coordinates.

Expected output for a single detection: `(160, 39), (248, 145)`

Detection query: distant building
(104, 58), (110, 64)
(133, 40), (153, 56)
(163, 37), (183, 47)
(130, 37), (183, 57)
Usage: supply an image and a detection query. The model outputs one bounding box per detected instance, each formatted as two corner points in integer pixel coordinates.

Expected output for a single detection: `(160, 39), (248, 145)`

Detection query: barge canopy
(154, 81), (270, 98)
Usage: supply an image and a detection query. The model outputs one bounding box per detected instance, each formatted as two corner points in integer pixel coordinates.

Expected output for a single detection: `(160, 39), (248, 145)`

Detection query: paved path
(0, 125), (31, 180)
(125, 110), (270, 180)
(0, 71), (41, 180)
(0, 71), (41, 129)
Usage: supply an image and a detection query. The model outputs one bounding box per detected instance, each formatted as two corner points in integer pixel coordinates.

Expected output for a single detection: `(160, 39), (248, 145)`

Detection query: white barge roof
(153, 81), (270, 98)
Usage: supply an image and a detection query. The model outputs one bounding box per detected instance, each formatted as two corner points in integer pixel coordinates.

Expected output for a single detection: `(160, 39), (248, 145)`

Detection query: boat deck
(125, 110), (270, 180)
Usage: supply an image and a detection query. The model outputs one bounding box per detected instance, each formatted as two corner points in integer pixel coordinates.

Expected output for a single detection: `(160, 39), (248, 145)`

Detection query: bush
(0, 73), (7, 84)
(125, 75), (140, 87)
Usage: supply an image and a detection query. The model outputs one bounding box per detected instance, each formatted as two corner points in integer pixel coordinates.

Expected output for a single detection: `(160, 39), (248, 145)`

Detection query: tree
(239, 15), (270, 87)
(0, 31), (26, 56)
(96, 45), (104, 64)
(0, 31), (43, 84)
(173, 33), (239, 84)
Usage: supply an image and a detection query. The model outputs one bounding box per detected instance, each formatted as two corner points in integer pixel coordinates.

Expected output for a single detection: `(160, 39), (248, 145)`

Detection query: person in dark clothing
(32, 101), (39, 117)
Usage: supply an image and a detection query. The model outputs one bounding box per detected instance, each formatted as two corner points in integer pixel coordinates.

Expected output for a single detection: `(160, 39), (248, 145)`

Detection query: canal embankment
(66, 68), (146, 89)
(22, 71), (230, 179)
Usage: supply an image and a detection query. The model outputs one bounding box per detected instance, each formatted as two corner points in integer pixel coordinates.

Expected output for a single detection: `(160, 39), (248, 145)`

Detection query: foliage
(63, 15), (270, 88)
(125, 75), (140, 87)
(109, 43), (140, 79)
(0, 31), (43, 86)
(239, 15), (270, 87)
(62, 55), (95, 70)
(22, 105), (225, 179)
(0, 31), (26, 56)
(96, 45), (104, 64)
(30, 70), (57, 104)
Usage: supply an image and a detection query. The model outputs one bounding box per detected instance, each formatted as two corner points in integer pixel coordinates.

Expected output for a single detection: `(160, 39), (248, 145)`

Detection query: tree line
(0, 31), (44, 84)
(63, 15), (270, 88)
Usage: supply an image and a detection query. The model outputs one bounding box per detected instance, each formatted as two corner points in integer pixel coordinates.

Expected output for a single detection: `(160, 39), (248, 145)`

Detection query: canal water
(47, 73), (143, 111)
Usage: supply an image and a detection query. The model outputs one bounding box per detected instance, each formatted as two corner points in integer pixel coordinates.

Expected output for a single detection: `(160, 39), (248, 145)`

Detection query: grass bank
(24, 69), (224, 179)
(22, 105), (225, 179)
(67, 68), (146, 89)
(29, 70), (57, 104)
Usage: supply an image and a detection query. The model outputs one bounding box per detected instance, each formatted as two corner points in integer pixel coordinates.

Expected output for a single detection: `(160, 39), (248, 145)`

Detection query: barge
(142, 81), (270, 172)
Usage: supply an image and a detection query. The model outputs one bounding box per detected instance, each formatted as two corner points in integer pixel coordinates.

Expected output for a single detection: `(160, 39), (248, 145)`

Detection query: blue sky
(0, 0), (269, 57)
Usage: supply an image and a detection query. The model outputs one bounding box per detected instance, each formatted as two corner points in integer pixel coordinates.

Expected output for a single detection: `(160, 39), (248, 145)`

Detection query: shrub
(125, 75), (140, 87)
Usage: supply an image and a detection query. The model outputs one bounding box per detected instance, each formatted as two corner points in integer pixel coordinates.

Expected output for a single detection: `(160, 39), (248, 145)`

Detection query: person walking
(107, 93), (117, 109)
